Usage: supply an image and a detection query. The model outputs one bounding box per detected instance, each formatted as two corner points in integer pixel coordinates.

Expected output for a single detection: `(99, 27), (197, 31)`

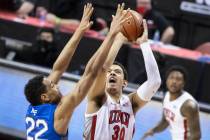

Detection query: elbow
(154, 79), (161, 91)
(156, 76), (162, 88)
(155, 71), (162, 88)
(70, 92), (81, 108)
(151, 71), (162, 89)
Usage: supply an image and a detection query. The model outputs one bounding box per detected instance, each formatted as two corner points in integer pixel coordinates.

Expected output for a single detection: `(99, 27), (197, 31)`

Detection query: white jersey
(163, 91), (196, 140)
(83, 94), (135, 140)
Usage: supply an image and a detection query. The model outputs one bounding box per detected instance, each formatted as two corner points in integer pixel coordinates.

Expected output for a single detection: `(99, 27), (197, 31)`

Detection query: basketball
(121, 10), (144, 41)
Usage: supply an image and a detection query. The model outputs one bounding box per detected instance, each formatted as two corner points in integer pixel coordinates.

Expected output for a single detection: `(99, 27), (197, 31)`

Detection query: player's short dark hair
(113, 61), (128, 81)
(24, 75), (46, 106)
(166, 65), (188, 82)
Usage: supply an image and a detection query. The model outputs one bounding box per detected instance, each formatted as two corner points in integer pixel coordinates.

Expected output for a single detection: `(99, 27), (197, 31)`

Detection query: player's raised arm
(47, 3), (93, 84)
(54, 3), (131, 135)
(103, 33), (127, 69)
(129, 20), (161, 114)
(64, 5), (130, 108)
(86, 4), (130, 104)
(62, 33), (126, 112)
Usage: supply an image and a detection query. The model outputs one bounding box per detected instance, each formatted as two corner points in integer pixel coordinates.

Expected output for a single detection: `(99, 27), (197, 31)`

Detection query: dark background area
(91, 0), (210, 49)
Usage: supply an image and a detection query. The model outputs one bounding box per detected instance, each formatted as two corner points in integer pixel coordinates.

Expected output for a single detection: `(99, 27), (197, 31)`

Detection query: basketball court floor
(0, 60), (209, 140)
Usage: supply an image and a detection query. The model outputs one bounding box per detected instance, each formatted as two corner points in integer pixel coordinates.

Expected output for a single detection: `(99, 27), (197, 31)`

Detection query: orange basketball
(121, 10), (144, 41)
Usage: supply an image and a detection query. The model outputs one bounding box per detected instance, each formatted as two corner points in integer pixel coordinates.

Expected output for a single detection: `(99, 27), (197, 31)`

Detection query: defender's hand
(79, 3), (94, 31)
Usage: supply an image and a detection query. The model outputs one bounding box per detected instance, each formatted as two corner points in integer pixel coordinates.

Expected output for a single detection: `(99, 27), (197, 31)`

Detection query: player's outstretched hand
(79, 3), (94, 31)
(136, 19), (148, 44)
(109, 3), (131, 35)
(140, 129), (154, 140)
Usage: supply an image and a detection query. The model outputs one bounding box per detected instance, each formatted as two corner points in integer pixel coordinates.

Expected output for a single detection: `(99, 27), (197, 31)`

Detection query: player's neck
(169, 91), (183, 101)
(107, 92), (122, 103)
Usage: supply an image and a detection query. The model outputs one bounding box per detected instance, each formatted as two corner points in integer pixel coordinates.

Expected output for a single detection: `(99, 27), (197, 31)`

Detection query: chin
(169, 89), (180, 94)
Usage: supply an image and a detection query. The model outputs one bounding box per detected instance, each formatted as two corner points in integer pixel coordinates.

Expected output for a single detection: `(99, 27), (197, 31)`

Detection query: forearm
(46, 13), (80, 27)
(152, 121), (169, 133)
(152, 115), (169, 134)
(141, 42), (161, 83)
(137, 42), (161, 101)
(84, 32), (116, 75)
(60, 19), (80, 27)
(17, 1), (34, 16)
(161, 26), (175, 44)
(103, 39), (124, 69)
(85, 32), (118, 101)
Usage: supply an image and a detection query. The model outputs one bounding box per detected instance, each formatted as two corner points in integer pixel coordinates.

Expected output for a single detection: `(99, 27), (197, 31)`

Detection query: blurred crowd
(0, 0), (210, 83)
(0, 0), (175, 44)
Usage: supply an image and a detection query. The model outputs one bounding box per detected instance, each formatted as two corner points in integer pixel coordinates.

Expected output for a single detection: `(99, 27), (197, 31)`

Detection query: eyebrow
(115, 69), (122, 72)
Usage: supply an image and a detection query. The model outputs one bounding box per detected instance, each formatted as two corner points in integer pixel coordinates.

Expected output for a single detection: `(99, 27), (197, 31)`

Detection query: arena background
(0, 0), (210, 139)
(0, 59), (209, 140)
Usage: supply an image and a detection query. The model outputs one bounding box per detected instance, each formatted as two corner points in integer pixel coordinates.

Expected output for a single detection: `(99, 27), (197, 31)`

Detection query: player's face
(166, 71), (185, 94)
(106, 65), (127, 94)
(42, 78), (62, 104)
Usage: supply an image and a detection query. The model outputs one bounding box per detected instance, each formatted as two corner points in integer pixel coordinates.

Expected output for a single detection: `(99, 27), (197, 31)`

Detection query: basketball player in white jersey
(83, 8), (162, 139)
(141, 66), (201, 140)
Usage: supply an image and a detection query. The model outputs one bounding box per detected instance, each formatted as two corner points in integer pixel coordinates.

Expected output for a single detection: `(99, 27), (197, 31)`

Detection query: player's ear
(41, 93), (50, 103)
(123, 80), (128, 88)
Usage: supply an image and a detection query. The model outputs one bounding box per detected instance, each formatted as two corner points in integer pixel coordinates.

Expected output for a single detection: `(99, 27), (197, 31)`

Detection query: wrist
(115, 39), (124, 44)
(75, 27), (86, 34)
(107, 31), (117, 38)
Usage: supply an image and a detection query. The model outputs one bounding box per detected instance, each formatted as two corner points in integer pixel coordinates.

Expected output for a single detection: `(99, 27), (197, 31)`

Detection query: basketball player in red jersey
(83, 5), (162, 139)
(141, 66), (201, 140)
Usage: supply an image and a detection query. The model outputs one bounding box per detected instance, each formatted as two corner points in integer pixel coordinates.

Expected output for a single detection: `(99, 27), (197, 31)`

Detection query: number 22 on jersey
(26, 117), (48, 140)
